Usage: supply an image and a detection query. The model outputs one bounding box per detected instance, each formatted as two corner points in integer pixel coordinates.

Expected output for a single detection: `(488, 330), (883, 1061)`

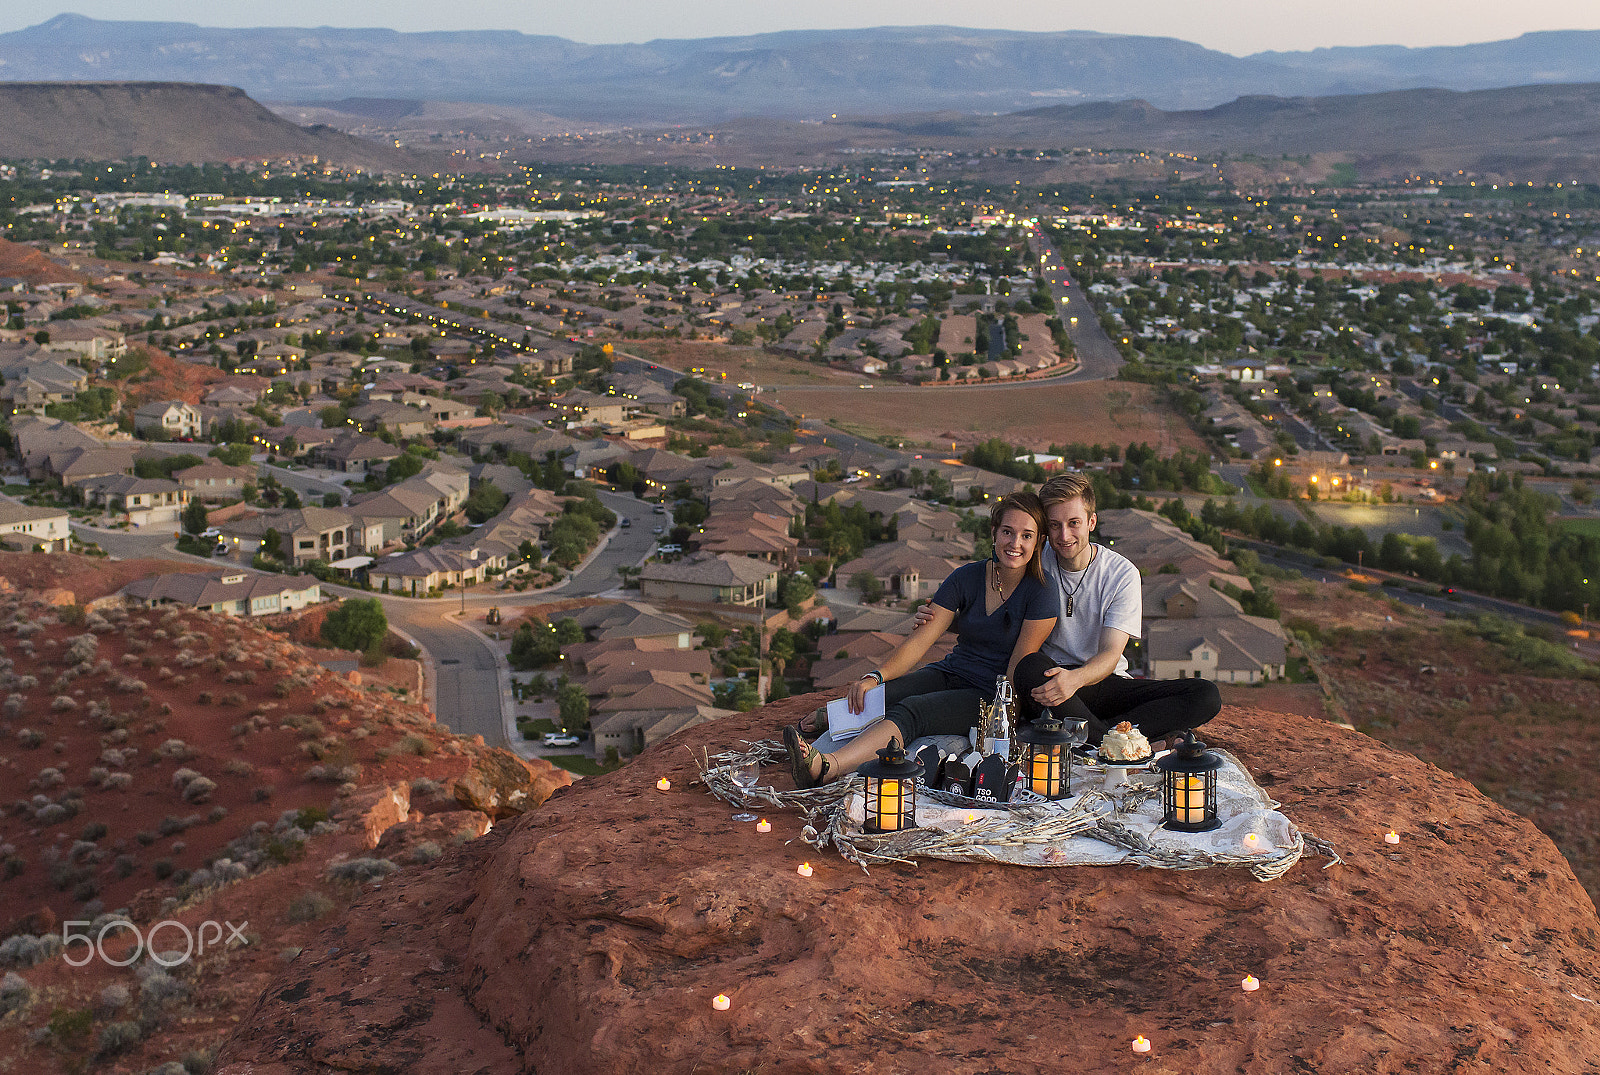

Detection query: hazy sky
(6, 1), (1599, 53)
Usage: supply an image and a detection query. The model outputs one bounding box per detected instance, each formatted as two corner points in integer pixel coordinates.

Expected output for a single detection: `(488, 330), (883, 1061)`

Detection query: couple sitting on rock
(786, 473), (1220, 787)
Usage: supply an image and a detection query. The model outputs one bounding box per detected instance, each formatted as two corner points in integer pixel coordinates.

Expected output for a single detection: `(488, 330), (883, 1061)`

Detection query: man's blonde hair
(1040, 472), (1096, 516)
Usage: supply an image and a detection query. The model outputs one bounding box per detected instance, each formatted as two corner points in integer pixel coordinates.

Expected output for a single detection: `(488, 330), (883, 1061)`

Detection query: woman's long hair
(989, 491), (1047, 583)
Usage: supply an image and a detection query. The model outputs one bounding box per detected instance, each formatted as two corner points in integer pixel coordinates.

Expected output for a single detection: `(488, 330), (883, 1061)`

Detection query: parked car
(199, 527), (221, 539)
(653, 525), (666, 535)
(542, 732), (580, 747)
(213, 542), (229, 557)
(620, 517), (631, 528)
(653, 504), (666, 514)
(657, 544), (684, 555)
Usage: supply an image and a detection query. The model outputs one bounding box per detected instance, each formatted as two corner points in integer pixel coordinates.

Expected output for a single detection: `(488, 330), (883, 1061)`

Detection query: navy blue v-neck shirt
(926, 560), (1058, 691)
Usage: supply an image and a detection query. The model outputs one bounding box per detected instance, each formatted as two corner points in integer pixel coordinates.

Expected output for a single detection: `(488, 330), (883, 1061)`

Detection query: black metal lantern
(1018, 714), (1073, 800)
(1155, 730), (1223, 833)
(857, 738), (920, 833)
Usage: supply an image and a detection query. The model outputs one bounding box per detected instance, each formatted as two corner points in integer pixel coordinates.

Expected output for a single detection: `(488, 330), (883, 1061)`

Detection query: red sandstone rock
(453, 748), (573, 819)
(215, 695), (1600, 1074)
(333, 782), (410, 849)
(373, 809), (493, 861)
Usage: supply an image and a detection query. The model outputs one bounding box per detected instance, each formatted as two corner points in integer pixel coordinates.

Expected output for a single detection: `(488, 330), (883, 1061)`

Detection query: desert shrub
(65, 634), (97, 664)
(155, 739), (194, 761)
(97, 982), (130, 1013)
(409, 777), (443, 797)
(223, 670), (257, 684)
(0, 971), (33, 1015)
(16, 728), (42, 748)
(171, 768), (203, 790)
(157, 815), (190, 836)
(114, 854), (136, 878)
(252, 786), (274, 802)
(96, 1019), (142, 1056)
(410, 841), (443, 864)
(286, 890), (336, 923)
(136, 830), (157, 846)
(223, 758), (255, 777)
(181, 777), (217, 804)
(104, 773), (132, 790)
(80, 821), (107, 841)
(196, 690), (213, 704)
(326, 857), (397, 884)
(152, 860), (173, 879)
(0, 932), (62, 968)
(218, 692), (246, 706)
(33, 767), (65, 789)
(50, 695), (76, 712)
(396, 734), (432, 757)
(35, 803), (68, 825)
(2, 695), (23, 719)
(2, 856), (23, 879)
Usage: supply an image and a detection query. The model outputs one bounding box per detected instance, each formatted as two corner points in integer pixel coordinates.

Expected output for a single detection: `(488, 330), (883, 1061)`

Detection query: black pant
(1012, 651), (1220, 744)
(881, 666), (988, 747)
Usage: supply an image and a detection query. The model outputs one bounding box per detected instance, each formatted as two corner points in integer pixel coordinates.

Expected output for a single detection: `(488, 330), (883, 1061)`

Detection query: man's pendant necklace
(1059, 546), (1095, 618)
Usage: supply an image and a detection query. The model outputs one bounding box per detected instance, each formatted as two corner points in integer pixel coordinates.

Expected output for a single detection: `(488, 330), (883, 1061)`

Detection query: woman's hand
(847, 674), (876, 714)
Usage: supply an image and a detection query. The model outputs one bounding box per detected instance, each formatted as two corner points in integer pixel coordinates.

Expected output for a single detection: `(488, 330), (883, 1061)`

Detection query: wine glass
(731, 762), (760, 822)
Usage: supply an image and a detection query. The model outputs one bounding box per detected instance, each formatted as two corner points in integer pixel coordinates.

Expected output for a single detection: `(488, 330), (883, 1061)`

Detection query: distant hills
(6, 15), (1600, 122)
(0, 82), (411, 169)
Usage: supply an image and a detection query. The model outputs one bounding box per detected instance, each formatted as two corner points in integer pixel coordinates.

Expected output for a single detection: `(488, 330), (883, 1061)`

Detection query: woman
(787, 491), (1058, 787)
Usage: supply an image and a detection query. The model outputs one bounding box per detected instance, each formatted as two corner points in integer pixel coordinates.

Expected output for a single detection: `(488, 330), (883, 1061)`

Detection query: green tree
(181, 500), (209, 536)
(210, 443), (253, 466)
(509, 621), (561, 670)
(320, 598), (388, 654)
(464, 480), (509, 524)
(554, 617), (584, 644)
(557, 681), (590, 731)
(850, 570), (884, 603)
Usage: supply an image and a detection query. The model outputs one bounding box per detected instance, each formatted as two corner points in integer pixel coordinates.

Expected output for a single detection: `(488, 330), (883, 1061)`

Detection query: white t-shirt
(1039, 541), (1142, 677)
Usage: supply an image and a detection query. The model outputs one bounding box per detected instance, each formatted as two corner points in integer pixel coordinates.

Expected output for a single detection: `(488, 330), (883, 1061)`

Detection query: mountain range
(5, 15), (1600, 122)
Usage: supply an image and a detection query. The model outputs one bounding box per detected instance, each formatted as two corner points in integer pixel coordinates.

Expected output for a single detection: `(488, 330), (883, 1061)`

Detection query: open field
(623, 341), (861, 386)
(765, 380), (1207, 453)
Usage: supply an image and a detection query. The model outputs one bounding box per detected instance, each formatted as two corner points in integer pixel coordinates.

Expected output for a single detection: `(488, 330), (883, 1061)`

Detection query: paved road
(1029, 223), (1126, 384)
(70, 489), (661, 746)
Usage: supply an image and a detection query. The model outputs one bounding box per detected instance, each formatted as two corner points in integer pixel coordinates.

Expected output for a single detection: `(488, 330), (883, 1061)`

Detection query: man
(918, 472), (1219, 746)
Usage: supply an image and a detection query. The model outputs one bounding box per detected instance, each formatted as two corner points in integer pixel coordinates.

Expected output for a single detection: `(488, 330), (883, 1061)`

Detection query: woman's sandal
(783, 725), (830, 789)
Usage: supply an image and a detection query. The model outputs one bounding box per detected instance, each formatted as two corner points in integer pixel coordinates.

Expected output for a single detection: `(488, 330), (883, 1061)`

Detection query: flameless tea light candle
(1241, 975), (1260, 992)
(1132, 1035), (1151, 1053)
(712, 994), (731, 1011)
(1243, 832), (1262, 853)
(657, 777), (671, 791)
(1385, 830), (1401, 845)
(965, 812), (978, 823)
(797, 862), (813, 877)
(756, 819), (771, 833)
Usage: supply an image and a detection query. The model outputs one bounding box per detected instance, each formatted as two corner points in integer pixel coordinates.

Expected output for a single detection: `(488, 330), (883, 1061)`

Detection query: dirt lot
(1269, 573), (1600, 903)
(623, 340), (860, 386)
(766, 379), (1208, 453)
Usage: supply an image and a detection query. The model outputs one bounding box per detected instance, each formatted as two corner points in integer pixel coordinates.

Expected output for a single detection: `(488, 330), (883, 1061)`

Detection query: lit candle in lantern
(1132, 1035), (1151, 1053)
(712, 994), (731, 1011)
(657, 777), (671, 791)
(1241, 975), (1260, 992)
(965, 811), (978, 823)
(1385, 830), (1400, 845)
(797, 862), (813, 877)
(756, 819), (771, 833)
(1180, 774), (1206, 824)
(1243, 832), (1262, 853)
